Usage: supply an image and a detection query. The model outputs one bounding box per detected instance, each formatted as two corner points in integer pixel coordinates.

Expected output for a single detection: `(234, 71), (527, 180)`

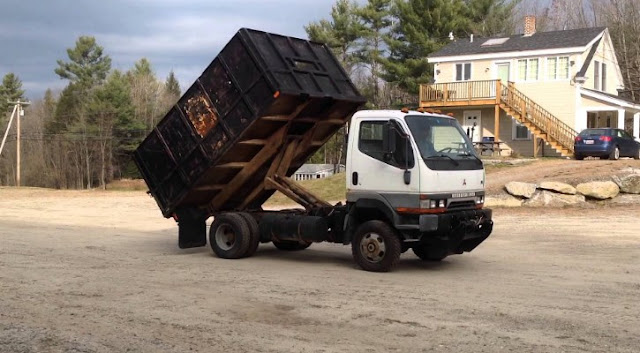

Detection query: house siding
(447, 108), (560, 157)
(582, 34), (621, 95)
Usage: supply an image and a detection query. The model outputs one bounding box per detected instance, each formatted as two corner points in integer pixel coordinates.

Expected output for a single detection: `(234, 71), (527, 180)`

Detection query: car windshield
(580, 129), (610, 136)
(405, 115), (476, 160)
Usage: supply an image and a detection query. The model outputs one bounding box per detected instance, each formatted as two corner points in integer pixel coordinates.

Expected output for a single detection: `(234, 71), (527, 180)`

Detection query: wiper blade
(458, 152), (482, 163)
(425, 154), (459, 166)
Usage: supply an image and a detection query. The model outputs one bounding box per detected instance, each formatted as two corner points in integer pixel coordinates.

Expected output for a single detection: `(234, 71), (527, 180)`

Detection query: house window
(594, 61), (607, 91)
(512, 118), (531, 140)
(517, 59), (539, 81)
(456, 63), (471, 81)
(547, 56), (569, 80)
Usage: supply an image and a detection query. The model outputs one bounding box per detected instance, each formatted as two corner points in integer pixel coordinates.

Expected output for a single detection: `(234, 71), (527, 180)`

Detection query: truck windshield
(405, 115), (482, 171)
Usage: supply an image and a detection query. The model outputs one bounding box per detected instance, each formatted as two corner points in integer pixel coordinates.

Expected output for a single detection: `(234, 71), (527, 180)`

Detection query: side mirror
(382, 122), (397, 154)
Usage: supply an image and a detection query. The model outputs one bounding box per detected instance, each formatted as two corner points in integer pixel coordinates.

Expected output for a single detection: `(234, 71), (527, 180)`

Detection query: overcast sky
(0, 0), (338, 99)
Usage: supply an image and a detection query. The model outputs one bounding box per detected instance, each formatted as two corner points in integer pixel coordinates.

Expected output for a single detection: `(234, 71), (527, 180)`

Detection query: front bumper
(418, 209), (493, 253)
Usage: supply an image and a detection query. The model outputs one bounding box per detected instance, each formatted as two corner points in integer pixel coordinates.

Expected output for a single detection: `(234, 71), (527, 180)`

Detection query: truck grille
(447, 200), (476, 211)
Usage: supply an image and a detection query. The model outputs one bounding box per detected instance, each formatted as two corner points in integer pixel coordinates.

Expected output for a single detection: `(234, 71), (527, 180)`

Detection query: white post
(634, 113), (640, 139)
(618, 109), (625, 129)
(16, 103), (21, 187)
(576, 109), (588, 132)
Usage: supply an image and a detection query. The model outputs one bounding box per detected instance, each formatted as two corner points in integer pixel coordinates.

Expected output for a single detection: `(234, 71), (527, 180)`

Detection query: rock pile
(490, 169), (640, 207)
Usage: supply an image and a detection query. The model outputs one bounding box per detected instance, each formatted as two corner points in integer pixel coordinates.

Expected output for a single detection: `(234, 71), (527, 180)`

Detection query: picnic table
(473, 141), (504, 156)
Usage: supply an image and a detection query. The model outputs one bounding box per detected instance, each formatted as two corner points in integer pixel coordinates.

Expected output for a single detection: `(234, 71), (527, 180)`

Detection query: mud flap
(176, 209), (208, 249)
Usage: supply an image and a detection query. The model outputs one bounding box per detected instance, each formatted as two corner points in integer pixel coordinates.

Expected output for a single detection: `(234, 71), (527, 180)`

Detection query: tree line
(0, 37), (181, 189)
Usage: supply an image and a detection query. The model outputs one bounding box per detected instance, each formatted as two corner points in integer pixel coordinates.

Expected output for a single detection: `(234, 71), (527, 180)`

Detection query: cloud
(0, 0), (336, 99)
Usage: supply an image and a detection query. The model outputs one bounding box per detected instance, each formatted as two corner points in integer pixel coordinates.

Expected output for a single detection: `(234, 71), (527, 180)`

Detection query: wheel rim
(360, 232), (386, 263)
(214, 224), (236, 251)
(615, 148), (620, 159)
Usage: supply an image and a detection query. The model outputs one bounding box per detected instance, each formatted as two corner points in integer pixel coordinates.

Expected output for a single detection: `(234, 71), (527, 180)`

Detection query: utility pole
(6, 100), (31, 187)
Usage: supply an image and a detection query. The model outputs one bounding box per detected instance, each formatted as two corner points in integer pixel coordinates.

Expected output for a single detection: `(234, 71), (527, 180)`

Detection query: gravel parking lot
(1, 189), (639, 352)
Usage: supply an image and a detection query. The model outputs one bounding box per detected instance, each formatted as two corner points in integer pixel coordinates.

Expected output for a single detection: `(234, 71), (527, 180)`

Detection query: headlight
(420, 199), (446, 209)
(476, 196), (484, 204)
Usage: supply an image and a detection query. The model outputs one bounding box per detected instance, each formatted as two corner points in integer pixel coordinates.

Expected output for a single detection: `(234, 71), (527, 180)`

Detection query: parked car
(574, 128), (640, 160)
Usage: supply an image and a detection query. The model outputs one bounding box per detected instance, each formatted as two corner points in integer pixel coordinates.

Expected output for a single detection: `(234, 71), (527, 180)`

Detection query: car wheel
(609, 146), (620, 160)
(574, 153), (584, 160)
(634, 148), (640, 160)
(351, 220), (401, 272)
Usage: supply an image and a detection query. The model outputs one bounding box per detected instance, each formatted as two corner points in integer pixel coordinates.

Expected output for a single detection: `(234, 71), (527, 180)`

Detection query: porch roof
(581, 88), (640, 111)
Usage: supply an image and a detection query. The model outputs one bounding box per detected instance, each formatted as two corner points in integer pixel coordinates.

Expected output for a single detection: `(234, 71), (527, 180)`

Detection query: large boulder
(538, 181), (577, 195)
(525, 190), (586, 207)
(505, 182), (537, 199)
(576, 181), (620, 200)
(485, 194), (523, 207)
(612, 174), (640, 194)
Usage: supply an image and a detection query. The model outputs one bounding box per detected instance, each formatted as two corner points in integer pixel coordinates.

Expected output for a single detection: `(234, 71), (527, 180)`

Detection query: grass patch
(105, 179), (147, 191)
(265, 173), (346, 207)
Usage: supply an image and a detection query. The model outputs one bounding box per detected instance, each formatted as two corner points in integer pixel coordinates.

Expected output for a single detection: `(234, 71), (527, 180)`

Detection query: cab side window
(358, 120), (414, 169)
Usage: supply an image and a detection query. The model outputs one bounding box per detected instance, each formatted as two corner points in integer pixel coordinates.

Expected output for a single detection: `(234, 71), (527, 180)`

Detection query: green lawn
(265, 173), (346, 206)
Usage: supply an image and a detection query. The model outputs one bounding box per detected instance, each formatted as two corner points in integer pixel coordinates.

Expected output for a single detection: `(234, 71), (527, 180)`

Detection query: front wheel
(412, 246), (448, 262)
(352, 220), (401, 272)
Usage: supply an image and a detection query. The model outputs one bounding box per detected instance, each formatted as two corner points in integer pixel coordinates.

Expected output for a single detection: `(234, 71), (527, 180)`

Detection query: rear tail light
(599, 136), (613, 142)
(575, 136), (582, 142)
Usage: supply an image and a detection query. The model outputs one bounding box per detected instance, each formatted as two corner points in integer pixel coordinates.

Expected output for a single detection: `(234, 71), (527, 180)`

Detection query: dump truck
(134, 28), (493, 272)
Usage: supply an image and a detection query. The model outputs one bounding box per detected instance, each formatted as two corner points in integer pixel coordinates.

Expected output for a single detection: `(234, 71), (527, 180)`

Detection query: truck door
(348, 119), (419, 195)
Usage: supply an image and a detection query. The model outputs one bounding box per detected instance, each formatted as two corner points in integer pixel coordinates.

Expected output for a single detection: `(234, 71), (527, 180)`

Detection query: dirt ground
(1, 188), (639, 353)
(485, 158), (639, 194)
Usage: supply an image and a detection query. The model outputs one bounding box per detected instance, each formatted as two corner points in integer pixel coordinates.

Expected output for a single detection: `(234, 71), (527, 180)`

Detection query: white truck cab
(344, 110), (492, 271)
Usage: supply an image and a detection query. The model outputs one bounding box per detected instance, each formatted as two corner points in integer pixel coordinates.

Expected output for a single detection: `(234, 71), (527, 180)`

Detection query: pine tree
(305, 0), (365, 75)
(55, 36), (112, 90)
(382, 0), (468, 94)
(0, 73), (26, 119)
(465, 0), (519, 37)
(165, 70), (181, 99)
(357, 0), (392, 106)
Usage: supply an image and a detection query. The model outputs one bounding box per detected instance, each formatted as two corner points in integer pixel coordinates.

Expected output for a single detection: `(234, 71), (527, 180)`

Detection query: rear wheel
(412, 246), (448, 262)
(352, 220), (401, 272)
(209, 213), (251, 259)
(610, 146), (620, 160)
(574, 153), (584, 160)
(634, 148), (640, 160)
(238, 212), (260, 258)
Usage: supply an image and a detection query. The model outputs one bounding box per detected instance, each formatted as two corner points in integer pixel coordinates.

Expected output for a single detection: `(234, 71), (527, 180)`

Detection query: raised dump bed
(134, 28), (366, 217)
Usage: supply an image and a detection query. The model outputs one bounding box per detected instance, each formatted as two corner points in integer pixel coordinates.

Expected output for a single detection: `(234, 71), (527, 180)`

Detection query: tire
(412, 246), (448, 262)
(574, 153), (584, 160)
(609, 146), (620, 160)
(351, 220), (402, 272)
(634, 148), (640, 160)
(238, 212), (260, 258)
(273, 241), (311, 251)
(209, 213), (251, 259)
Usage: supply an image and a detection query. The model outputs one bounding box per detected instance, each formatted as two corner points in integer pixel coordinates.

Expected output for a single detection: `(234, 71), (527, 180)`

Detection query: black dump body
(134, 28), (366, 218)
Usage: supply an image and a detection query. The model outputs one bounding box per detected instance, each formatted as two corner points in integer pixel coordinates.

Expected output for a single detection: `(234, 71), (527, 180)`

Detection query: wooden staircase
(499, 82), (578, 157)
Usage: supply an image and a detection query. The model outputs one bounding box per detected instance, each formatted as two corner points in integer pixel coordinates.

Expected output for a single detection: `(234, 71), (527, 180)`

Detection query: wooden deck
(419, 80), (500, 107)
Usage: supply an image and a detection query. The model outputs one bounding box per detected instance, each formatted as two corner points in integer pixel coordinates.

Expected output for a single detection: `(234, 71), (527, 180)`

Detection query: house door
(497, 63), (510, 82)
(463, 110), (482, 142)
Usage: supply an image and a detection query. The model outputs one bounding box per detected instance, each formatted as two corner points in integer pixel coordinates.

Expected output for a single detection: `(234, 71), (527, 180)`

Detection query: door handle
(352, 172), (358, 185)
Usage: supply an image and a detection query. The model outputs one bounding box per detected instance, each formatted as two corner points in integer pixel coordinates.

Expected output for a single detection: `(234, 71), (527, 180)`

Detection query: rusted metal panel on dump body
(133, 28), (366, 218)
(182, 92), (219, 137)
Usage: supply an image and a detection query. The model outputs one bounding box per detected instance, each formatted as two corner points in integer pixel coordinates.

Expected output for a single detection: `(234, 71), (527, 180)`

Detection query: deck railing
(419, 80), (498, 104)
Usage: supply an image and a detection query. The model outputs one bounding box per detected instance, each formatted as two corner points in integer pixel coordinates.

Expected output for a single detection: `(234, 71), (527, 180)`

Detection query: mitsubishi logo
(462, 179), (467, 186)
